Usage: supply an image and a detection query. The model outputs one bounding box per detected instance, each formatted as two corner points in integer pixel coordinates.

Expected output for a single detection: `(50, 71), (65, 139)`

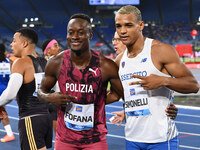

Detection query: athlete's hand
(166, 103), (178, 120)
(47, 92), (76, 106)
(0, 106), (8, 120)
(111, 110), (125, 126)
(129, 74), (165, 90)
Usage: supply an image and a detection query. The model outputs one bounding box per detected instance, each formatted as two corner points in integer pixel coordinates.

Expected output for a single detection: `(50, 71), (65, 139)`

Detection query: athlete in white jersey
(112, 5), (199, 150)
(120, 38), (178, 142)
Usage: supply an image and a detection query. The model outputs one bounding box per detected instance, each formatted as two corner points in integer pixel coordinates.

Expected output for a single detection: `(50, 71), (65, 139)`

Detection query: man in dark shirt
(0, 28), (52, 150)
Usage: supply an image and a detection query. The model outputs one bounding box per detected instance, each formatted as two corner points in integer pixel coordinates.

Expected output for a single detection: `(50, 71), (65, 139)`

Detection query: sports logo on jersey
(141, 58), (147, 63)
(76, 106), (83, 112)
(130, 88), (136, 96)
(122, 61), (125, 68)
(89, 68), (98, 76)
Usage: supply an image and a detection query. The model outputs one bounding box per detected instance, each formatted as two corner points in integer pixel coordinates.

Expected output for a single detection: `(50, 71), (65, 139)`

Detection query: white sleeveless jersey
(119, 38), (178, 143)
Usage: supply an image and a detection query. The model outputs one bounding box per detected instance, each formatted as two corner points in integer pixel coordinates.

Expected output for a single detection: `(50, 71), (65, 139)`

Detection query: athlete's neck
(71, 50), (92, 70)
(127, 37), (146, 57)
(21, 49), (37, 58)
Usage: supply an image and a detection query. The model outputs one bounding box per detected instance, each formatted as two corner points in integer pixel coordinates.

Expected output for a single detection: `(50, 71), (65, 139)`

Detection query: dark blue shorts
(126, 136), (179, 150)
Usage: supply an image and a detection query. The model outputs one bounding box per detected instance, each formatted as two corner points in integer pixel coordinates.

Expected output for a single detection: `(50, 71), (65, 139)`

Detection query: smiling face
(67, 18), (92, 53)
(115, 13), (144, 47)
(47, 42), (60, 56)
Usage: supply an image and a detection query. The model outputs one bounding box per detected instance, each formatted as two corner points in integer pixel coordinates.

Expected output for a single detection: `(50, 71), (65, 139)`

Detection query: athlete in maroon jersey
(38, 13), (123, 150)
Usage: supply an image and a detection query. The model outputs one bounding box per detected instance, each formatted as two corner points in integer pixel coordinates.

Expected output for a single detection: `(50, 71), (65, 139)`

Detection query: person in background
(0, 43), (15, 142)
(42, 39), (61, 60)
(112, 31), (126, 55)
(0, 28), (52, 150)
(42, 39), (61, 134)
(112, 5), (199, 150)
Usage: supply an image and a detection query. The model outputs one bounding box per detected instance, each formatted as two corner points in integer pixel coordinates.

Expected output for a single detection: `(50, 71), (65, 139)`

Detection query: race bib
(124, 86), (151, 116)
(64, 102), (94, 131)
(0, 62), (10, 76)
(33, 72), (44, 96)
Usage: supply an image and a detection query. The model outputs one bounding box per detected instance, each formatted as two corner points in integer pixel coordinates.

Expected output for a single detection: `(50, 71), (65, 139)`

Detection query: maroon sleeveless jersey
(56, 49), (108, 145)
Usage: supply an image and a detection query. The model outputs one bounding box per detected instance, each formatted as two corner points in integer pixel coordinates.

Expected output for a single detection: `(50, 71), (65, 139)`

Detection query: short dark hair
(70, 13), (91, 24)
(42, 39), (52, 52)
(70, 13), (92, 32)
(16, 28), (38, 44)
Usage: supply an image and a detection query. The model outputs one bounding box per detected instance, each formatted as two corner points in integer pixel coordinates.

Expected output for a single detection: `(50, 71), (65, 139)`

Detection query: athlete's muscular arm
(38, 52), (76, 106)
(130, 40), (199, 93)
(100, 54), (124, 104)
(0, 59), (25, 106)
(105, 52), (125, 104)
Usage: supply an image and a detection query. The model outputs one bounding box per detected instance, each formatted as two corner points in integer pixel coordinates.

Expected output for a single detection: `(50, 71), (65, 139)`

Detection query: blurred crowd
(143, 21), (200, 46)
(0, 21), (200, 57)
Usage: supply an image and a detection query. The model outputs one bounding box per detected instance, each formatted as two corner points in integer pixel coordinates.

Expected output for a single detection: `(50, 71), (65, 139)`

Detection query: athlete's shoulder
(48, 51), (64, 62)
(12, 57), (26, 66)
(62, 49), (70, 56)
(11, 57), (30, 74)
(151, 39), (178, 64)
(99, 52), (114, 65)
(152, 39), (173, 50)
(99, 53), (118, 72)
(45, 51), (64, 76)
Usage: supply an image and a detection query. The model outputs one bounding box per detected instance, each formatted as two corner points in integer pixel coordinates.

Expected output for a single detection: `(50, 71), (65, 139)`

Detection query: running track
(0, 100), (199, 150)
